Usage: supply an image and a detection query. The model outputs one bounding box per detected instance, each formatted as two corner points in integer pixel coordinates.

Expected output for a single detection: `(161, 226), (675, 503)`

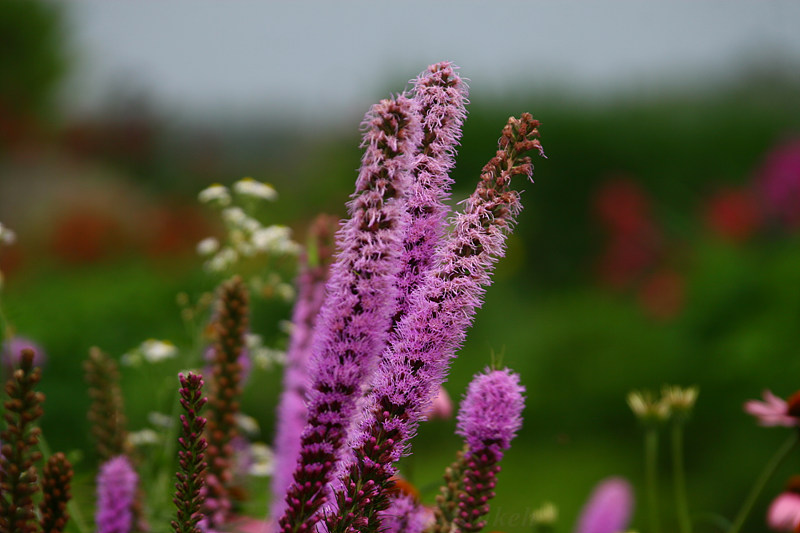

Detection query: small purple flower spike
(95, 456), (138, 533)
(456, 368), (525, 454)
(574, 477), (635, 533)
(452, 368), (525, 533)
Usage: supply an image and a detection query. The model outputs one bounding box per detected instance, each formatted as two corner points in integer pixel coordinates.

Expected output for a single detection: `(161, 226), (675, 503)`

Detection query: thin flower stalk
(271, 214), (337, 521)
(95, 455), (139, 533)
(84, 347), (131, 462)
(277, 95), (422, 533)
(451, 369), (525, 533)
(204, 276), (249, 528)
(429, 448), (468, 533)
(172, 373), (209, 533)
(326, 114), (543, 533)
(39, 452), (74, 533)
(0, 349), (45, 533)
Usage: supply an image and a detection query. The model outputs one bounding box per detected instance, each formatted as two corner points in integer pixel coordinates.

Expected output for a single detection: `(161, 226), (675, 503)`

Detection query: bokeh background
(2, 2), (800, 532)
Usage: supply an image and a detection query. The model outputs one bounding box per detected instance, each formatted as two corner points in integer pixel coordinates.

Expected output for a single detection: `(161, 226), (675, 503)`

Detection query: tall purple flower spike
(271, 215), (337, 522)
(574, 477), (635, 533)
(391, 61), (468, 327)
(277, 95), (422, 533)
(325, 114), (543, 533)
(95, 455), (138, 533)
(453, 368), (525, 532)
(329, 59), (468, 495)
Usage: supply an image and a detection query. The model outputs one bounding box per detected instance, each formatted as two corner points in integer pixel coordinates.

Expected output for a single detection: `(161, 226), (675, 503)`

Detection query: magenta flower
(757, 138), (800, 229)
(96, 456), (138, 533)
(574, 477), (634, 533)
(768, 492), (800, 532)
(744, 390), (799, 427)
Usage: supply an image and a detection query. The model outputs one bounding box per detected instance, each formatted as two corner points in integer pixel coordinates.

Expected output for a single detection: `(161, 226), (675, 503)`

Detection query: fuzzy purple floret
(277, 95), (421, 533)
(574, 477), (634, 533)
(457, 368), (525, 454)
(270, 255), (330, 520)
(391, 61), (468, 324)
(96, 455), (138, 533)
(378, 494), (432, 533)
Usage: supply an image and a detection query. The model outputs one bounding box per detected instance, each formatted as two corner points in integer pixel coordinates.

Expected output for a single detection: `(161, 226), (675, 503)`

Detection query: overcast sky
(61, 1), (800, 124)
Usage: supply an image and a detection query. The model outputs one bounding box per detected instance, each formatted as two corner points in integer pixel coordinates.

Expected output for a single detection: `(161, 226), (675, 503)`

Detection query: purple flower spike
(456, 368), (525, 454)
(391, 61), (468, 326)
(96, 456), (138, 533)
(452, 368), (525, 533)
(325, 113), (542, 533)
(271, 215), (337, 521)
(574, 477), (635, 533)
(277, 95), (421, 533)
(379, 494), (432, 533)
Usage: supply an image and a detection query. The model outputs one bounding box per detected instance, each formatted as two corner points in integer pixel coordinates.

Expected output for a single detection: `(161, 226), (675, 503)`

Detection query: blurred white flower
(253, 347), (286, 370)
(206, 247), (238, 272)
(139, 339), (178, 363)
(222, 207), (248, 226)
(128, 429), (160, 447)
(236, 413), (260, 437)
(252, 225), (292, 252)
(278, 320), (294, 336)
(0, 222), (16, 245)
(197, 237), (220, 256)
(147, 412), (174, 429)
(234, 178), (278, 201)
(248, 443), (274, 477)
(245, 333), (263, 350)
(275, 283), (296, 302)
(198, 184), (231, 206)
(121, 351), (143, 367)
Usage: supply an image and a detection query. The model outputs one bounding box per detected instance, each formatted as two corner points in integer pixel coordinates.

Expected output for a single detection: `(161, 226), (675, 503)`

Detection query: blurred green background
(1, 2), (800, 532)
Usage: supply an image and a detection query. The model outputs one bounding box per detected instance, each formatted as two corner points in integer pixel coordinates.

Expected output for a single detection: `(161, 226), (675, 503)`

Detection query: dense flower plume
(325, 113), (543, 533)
(277, 94), (421, 533)
(96, 455), (139, 533)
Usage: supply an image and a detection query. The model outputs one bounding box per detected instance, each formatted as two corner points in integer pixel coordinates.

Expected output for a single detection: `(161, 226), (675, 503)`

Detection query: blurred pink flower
(757, 138), (800, 230)
(227, 516), (271, 533)
(768, 492), (800, 531)
(425, 385), (453, 420)
(575, 477), (634, 533)
(744, 390), (798, 427)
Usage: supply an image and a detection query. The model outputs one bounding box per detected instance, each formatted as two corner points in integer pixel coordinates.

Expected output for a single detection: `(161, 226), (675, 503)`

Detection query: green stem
(671, 422), (692, 533)
(645, 427), (661, 533)
(728, 431), (799, 533)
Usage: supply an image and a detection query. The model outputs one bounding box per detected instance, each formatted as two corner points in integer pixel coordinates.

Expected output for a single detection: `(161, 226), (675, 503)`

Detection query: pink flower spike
(768, 492), (800, 531)
(575, 477), (634, 533)
(744, 390), (797, 427)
